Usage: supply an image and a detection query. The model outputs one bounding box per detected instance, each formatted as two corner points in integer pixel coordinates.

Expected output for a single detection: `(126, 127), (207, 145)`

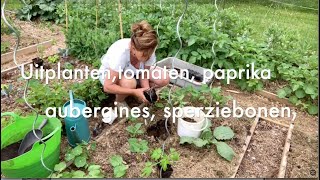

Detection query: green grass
(1, 0), (23, 11)
(218, 0), (318, 51)
(187, 0), (318, 51)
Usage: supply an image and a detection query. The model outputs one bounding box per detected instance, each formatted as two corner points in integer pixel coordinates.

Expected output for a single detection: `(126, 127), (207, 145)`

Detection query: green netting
(1, 112), (62, 178)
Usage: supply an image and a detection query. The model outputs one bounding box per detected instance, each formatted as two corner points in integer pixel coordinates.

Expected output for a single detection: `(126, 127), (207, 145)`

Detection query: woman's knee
(119, 77), (137, 89)
(151, 69), (170, 87)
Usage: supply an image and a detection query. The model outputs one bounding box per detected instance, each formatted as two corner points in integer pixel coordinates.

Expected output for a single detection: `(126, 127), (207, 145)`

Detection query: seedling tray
(156, 57), (214, 89)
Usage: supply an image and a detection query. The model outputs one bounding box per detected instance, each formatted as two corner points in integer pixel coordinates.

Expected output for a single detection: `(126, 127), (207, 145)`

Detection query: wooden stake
(226, 89), (241, 94)
(260, 117), (290, 128)
(118, 0), (124, 39)
(278, 112), (297, 178)
(231, 116), (260, 178)
(65, 0), (68, 31)
(256, 90), (293, 107)
(96, 0), (99, 28)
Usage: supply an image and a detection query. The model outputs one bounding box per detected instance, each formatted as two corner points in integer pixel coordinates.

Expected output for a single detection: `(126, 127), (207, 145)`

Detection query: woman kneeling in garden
(99, 20), (169, 110)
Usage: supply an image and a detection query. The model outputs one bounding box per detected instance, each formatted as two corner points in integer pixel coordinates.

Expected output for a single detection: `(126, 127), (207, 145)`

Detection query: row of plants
(17, 77), (108, 113)
(14, 0), (318, 114)
(55, 2), (317, 115)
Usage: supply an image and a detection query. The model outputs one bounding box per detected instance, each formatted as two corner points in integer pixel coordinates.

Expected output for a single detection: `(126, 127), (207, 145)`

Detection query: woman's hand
(133, 87), (149, 103)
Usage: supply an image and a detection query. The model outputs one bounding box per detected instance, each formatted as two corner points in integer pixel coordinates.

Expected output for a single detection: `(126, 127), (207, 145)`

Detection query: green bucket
(1, 112), (62, 178)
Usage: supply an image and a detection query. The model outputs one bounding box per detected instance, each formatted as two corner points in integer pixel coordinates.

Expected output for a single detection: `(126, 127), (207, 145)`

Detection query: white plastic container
(156, 57), (215, 89)
(177, 106), (209, 138)
(102, 109), (117, 125)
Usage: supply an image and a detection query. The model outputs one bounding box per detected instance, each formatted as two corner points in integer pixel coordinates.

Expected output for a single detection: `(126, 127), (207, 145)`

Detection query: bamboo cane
(65, 0), (68, 31)
(118, 0), (124, 39)
(96, 0), (99, 28)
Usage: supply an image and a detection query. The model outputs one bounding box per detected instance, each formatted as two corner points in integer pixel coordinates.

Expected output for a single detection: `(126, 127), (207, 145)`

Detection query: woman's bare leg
(149, 66), (170, 88)
(115, 75), (137, 102)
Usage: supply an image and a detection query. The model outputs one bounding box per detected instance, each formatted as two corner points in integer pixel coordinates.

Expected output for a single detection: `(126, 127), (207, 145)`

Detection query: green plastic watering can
(63, 90), (90, 147)
(1, 112), (62, 178)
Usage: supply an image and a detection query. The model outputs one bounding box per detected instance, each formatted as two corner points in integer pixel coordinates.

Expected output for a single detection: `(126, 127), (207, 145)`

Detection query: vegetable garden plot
(236, 120), (287, 178)
(89, 112), (253, 178)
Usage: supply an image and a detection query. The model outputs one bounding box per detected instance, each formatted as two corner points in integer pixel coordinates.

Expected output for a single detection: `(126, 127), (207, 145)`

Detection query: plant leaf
(109, 155), (124, 167)
(213, 126), (235, 140)
(151, 148), (162, 161)
(88, 165), (101, 171)
(277, 89), (287, 98)
(193, 138), (209, 147)
(71, 145), (83, 156)
(141, 162), (153, 177)
(308, 105), (318, 115)
(54, 161), (67, 172)
(65, 153), (75, 162)
(295, 89), (306, 99)
(72, 170), (85, 178)
(74, 156), (87, 168)
(215, 142), (235, 161)
(179, 136), (195, 144)
(114, 164), (128, 178)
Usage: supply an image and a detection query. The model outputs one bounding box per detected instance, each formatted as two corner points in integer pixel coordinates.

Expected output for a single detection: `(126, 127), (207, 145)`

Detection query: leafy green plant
(141, 148), (179, 177)
(1, 84), (13, 97)
(51, 143), (104, 178)
(126, 123), (144, 137)
(159, 85), (230, 108)
(17, 0), (63, 22)
(62, 2), (317, 115)
(127, 115), (138, 122)
(109, 155), (128, 178)
(37, 44), (46, 59)
(18, 79), (68, 113)
(1, 42), (10, 54)
(128, 138), (149, 153)
(71, 78), (108, 107)
(180, 122), (235, 161)
(1, 115), (15, 129)
(64, 62), (74, 70)
(47, 54), (60, 63)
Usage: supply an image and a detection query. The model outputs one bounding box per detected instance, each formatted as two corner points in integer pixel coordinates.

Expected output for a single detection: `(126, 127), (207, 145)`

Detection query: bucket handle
(69, 90), (74, 108)
(180, 118), (209, 132)
(41, 126), (60, 142)
(1, 112), (19, 120)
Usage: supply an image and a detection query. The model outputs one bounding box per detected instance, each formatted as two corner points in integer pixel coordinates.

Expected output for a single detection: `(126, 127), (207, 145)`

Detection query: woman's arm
(139, 68), (150, 89)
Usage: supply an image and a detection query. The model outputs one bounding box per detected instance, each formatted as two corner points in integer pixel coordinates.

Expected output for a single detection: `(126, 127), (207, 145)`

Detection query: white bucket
(177, 106), (208, 138)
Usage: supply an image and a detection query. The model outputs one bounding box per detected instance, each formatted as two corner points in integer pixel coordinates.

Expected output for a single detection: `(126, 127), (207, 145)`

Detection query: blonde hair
(131, 20), (158, 57)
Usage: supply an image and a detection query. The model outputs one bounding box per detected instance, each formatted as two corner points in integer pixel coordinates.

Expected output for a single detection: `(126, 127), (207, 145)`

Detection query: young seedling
(141, 148), (180, 177)
(52, 143), (103, 178)
(126, 123), (144, 137)
(47, 54), (60, 63)
(109, 155), (128, 178)
(128, 138), (149, 153)
(37, 45), (45, 59)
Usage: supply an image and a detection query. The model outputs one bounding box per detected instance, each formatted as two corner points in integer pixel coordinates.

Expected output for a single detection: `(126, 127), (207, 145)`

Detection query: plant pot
(157, 164), (173, 178)
(177, 106), (208, 138)
(32, 57), (44, 68)
(143, 88), (157, 103)
(1, 112), (62, 178)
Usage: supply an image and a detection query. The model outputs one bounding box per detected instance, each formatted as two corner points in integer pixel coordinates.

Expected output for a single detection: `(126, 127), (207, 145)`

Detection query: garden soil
(1, 13), (65, 70)
(1, 63), (318, 178)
